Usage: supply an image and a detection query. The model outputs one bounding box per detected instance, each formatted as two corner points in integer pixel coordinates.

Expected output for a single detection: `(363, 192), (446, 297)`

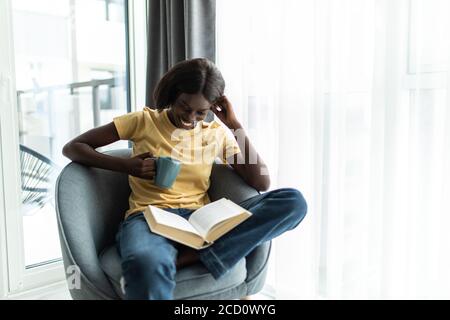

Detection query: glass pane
(12, 0), (129, 267)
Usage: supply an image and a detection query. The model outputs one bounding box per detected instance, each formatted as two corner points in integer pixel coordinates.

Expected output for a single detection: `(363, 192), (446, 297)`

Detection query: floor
(38, 287), (273, 300)
(23, 275), (275, 300)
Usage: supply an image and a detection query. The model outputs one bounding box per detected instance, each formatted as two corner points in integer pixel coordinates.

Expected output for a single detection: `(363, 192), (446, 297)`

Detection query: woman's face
(168, 93), (212, 130)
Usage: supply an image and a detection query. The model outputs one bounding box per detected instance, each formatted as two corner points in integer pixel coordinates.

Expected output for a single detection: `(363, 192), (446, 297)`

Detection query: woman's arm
(226, 123), (271, 192)
(62, 122), (156, 179)
(211, 96), (271, 192)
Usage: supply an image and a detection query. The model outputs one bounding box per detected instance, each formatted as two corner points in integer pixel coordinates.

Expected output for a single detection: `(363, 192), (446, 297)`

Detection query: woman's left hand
(211, 95), (241, 129)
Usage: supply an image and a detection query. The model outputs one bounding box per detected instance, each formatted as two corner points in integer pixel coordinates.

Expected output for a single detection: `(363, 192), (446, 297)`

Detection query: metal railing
(16, 77), (125, 154)
(17, 77), (124, 126)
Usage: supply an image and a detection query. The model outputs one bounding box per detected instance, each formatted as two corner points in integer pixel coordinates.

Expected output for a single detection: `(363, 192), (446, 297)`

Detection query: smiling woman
(167, 93), (212, 130)
(62, 57), (306, 300)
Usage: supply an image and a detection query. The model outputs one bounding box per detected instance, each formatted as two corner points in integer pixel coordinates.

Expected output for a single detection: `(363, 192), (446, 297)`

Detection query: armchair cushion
(99, 245), (247, 299)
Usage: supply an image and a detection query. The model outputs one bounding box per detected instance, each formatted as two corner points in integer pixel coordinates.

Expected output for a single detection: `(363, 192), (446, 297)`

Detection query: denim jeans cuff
(198, 246), (228, 280)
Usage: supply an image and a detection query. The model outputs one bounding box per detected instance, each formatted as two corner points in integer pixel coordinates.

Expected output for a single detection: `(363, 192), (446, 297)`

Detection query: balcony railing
(16, 77), (125, 156)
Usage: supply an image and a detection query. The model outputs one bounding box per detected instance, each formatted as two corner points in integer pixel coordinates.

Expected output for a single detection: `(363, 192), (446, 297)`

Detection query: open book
(143, 198), (252, 250)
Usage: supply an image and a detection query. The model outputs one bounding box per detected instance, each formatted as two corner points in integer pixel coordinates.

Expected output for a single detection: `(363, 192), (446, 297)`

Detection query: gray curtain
(145, 0), (216, 108)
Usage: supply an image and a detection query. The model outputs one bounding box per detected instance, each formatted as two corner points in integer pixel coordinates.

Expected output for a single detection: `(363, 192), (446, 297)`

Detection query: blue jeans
(115, 187), (307, 300)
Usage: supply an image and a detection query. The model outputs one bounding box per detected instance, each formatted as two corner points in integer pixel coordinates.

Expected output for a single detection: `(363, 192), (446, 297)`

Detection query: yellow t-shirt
(113, 107), (241, 219)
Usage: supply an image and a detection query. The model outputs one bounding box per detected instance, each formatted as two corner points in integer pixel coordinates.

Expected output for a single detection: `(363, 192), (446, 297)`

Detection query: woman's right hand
(124, 152), (156, 180)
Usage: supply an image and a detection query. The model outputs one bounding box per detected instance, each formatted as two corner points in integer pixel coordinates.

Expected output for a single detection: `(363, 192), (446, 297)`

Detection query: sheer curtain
(216, 0), (450, 299)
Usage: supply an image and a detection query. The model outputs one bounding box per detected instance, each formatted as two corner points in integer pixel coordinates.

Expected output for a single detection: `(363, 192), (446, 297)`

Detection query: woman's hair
(153, 58), (225, 110)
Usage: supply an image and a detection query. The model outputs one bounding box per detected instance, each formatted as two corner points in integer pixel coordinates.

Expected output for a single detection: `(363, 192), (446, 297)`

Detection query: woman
(63, 58), (307, 300)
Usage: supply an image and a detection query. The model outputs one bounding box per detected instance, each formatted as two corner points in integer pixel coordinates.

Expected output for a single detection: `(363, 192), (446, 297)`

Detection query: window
(11, 0), (129, 270)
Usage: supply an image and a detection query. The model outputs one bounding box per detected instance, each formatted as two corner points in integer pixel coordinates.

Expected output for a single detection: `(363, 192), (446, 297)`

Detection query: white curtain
(216, 0), (450, 299)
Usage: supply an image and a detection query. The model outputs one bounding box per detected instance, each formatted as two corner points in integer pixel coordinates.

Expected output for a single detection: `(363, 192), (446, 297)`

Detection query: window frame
(0, 0), (147, 298)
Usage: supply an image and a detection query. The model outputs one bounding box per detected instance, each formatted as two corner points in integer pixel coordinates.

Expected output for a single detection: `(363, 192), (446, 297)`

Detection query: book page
(188, 198), (248, 237)
(149, 205), (201, 236)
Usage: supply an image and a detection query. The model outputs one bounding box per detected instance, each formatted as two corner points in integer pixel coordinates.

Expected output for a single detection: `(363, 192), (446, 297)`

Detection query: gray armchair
(55, 149), (271, 299)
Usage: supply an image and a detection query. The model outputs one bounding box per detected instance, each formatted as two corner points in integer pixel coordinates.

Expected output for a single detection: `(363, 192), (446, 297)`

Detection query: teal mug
(154, 156), (181, 189)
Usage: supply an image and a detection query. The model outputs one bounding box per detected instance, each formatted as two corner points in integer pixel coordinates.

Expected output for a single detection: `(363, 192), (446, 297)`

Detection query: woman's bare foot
(176, 247), (199, 269)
